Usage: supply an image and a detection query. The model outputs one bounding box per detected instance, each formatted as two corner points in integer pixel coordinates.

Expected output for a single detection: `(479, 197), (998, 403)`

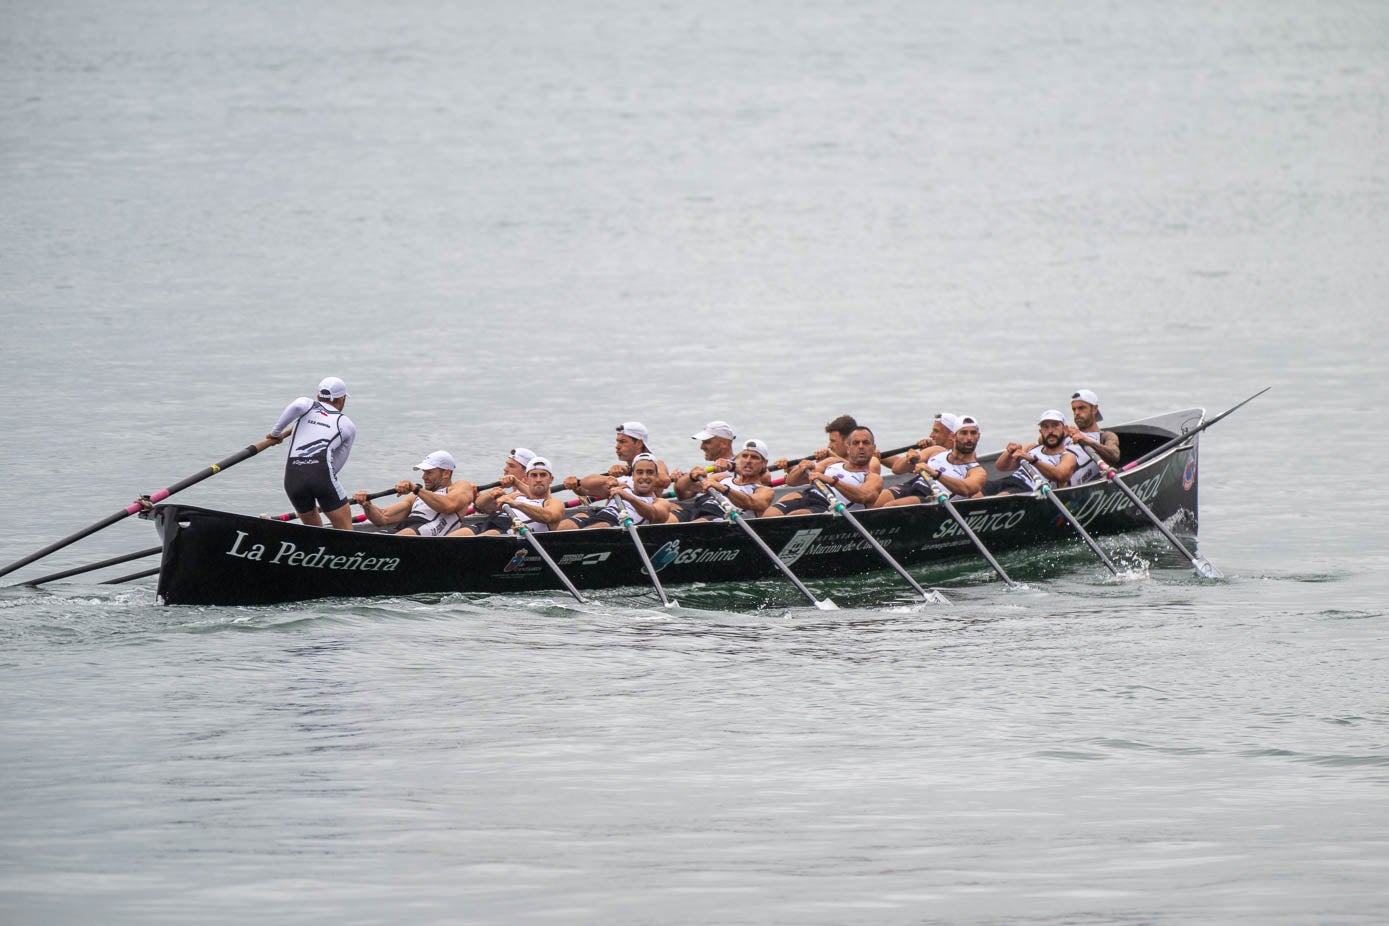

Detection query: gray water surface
(2, 1), (1386, 923)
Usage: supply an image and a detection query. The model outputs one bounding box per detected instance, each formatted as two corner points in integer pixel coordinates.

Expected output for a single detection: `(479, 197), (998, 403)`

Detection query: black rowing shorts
(284, 464), (348, 515)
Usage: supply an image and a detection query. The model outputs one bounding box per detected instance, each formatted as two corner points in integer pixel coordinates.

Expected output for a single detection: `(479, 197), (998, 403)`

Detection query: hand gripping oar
(810, 479), (949, 605)
(613, 498), (677, 608)
(0, 435), (283, 581)
(704, 484), (837, 610)
(1122, 387), (1270, 472)
(501, 502), (586, 603)
(922, 477), (1020, 588)
(1083, 446), (1221, 578)
(1017, 461), (1120, 577)
(265, 486), (395, 522)
(20, 546), (163, 588)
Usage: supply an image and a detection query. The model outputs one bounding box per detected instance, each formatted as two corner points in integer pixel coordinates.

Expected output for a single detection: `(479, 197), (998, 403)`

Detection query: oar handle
(0, 435), (284, 580)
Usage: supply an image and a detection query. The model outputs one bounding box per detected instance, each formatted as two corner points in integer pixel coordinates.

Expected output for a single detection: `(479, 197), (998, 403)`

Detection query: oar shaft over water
(0, 436), (282, 580)
(1018, 461), (1120, 576)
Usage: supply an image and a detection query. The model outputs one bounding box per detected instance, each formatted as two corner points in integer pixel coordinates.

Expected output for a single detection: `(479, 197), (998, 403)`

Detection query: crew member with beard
(352, 451), (476, 536)
(463, 447), (537, 534)
(875, 415), (987, 505)
(671, 420), (741, 501)
(872, 412), (963, 507)
(763, 426), (883, 517)
(881, 411), (959, 473)
(687, 439), (777, 520)
(563, 422), (671, 501)
(1066, 388), (1121, 481)
(556, 453), (675, 529)
(989, 410), (1083, 494)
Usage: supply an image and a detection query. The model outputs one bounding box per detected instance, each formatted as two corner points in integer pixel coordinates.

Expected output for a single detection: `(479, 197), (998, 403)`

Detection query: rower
(562, 422), (671, 501)
(881, 412), (958, 472)
(353, 451), (476, 536)
(1066, 388), (1121, 480)
(874, 415), (986, 506)
(556, 453), (676, 529)
(688, 440), (777, 520)
(453, 448), (541, 535)
(671, 420), (737, 501)
(763, 426), (882, 517)
(266, 376), (357, 530)
(770, 413), (859, 474)
(458, 456), (565, 535)
(988, 410), (1083, 494)
(874, 412), (961, 505)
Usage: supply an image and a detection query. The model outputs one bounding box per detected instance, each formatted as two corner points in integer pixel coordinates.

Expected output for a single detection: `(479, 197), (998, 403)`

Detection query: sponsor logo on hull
(225, 530), (400, 572)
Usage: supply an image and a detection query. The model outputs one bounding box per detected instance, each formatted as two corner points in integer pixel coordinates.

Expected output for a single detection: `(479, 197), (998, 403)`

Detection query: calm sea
(2, 1), (1386, 923)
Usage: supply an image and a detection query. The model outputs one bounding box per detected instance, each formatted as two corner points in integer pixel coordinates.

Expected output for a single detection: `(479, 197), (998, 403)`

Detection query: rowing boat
(151, 408), (1208, 606)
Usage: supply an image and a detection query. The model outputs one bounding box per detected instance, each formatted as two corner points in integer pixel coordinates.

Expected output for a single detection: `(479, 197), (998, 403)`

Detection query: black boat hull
(153, 409), (1207, 606)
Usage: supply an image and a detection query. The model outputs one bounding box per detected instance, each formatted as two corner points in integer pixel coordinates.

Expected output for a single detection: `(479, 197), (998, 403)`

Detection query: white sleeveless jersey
(706, 473), (765, 515)
(1066, 432), (1105, 485)
(926, 451), (980, 501)
(811, 462), (870, 511)
(1024, 444), (1082, 489)
(407, 487), (463, 537)
(506, 495), (552, 533)
(605, 477), (658, 525)
(281, 398), (355, 474)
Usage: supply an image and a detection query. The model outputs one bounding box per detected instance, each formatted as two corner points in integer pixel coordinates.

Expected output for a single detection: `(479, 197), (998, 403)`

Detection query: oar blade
(815, 598), (839, 610)
(1193, 557), (1223, 579)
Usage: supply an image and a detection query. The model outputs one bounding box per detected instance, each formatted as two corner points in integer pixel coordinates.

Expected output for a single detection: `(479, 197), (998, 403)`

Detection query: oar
(501, 502), (586, 603)
(101, 566), (160, 585)
(810, 478), (949, 605)
(705, 487), (836, 610)
(613, 498), (677, 608)
(20, 546), (163, 588)
(1017, 461), (1120, 577)
(922, 477), (1020, 588)
(264, 487), (396, 522)
(0, 435), (283, 580)
(1122, 387), (1270, 472)
(1083, 447), (1222, 578)
(778, 443), (916, 472)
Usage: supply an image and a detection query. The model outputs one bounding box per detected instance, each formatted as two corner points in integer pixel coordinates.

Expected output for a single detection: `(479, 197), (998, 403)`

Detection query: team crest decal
(503, 548), (530, 572)
(1182, 450), (1197, 491)
(645, 540), (682, 574)
(778, 528), (823, 566)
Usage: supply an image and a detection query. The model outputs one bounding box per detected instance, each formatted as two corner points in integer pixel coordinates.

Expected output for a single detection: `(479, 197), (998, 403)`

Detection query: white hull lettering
(251, 538), (399, 572)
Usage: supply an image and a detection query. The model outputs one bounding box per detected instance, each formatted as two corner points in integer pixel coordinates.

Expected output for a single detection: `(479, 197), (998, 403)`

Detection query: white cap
(631, 452), (658, 468)
(1039, 409), (1067, 423)
(957, 414), (980, 429)
(936, 412), (962, 433)
(413, 450), (456, 472)
(616, 421), (649, 443)
(317, 376), (349, 400)
(739, 439), (770, 461)
(525, 456), (552, 475)
(1071, 389), (1103, 421)
(508, 447), (536, 468)
(692, 420), (735, 441)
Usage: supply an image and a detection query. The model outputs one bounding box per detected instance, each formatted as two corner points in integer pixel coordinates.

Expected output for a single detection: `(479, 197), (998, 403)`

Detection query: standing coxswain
(266, 377), (357, 530)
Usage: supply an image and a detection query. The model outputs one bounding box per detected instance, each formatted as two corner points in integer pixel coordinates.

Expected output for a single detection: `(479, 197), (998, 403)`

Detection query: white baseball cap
(631, 452), (658, 467)
(413, 450), (456, 472)
(1071, 389), (1104, 421)
(525, 456), (552, 475)
(936, 412), (962, 433)
(957, 414), (980, 429)
(317, 376), (349, 400)
(739, 439), (770, 461)
(1039, 409), (1067, 424)
(692, 420), (735, 441)
(508, 447), (537, 468)
(616, 421), (649, 443)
